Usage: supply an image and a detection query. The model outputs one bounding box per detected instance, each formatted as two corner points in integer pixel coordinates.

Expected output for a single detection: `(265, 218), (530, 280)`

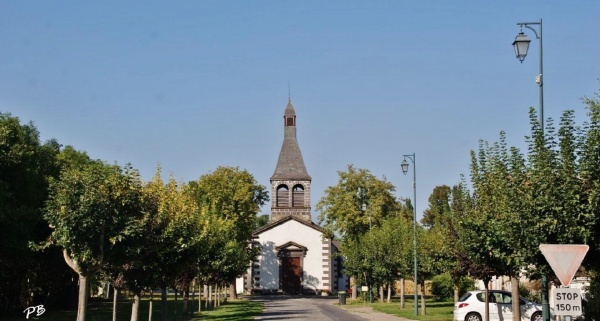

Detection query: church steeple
(270, 99), (311, 222)
(271, 98), (311, 181)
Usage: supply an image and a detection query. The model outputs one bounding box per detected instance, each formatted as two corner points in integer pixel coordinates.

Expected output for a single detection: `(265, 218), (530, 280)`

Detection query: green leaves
(316, 164), (401, 240)
(44, 161), (144, 273)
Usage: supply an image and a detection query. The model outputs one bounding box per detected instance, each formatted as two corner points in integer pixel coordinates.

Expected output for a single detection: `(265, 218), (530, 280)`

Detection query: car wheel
(466, 313), (482, 321)
(531, 312), (542, 321)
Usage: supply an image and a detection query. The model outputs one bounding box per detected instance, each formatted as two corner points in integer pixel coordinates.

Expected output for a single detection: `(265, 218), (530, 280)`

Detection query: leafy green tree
(188, 166), (268, 299)
(316, 164), (401, 240)
(343, 217), (411, 298)
(421, 185), (451, 229)
(43, 162), (144, 321)
(0, 113), (78, 316)
(255, 214), (269, 229)
(581, 90), (600, 272)
(316, 165), (403, 300)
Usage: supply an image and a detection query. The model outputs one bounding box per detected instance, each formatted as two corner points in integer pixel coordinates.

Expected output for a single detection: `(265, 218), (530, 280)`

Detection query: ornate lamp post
(401, 153), (418, 316)
(513, 19), (544, 133)
(362, 203), (373, 304)
(513, 19), (549, 321)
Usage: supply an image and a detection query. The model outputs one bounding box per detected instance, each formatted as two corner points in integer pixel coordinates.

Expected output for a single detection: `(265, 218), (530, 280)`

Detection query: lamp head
(401, 159), (409, 175)
(512, 30), (531, 63)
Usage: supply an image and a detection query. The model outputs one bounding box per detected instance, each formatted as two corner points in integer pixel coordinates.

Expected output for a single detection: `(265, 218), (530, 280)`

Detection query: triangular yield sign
(539, 244), (589, 287)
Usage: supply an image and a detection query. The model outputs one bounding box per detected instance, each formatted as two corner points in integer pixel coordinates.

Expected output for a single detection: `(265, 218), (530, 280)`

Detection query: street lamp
(361, 203), (373, 303)
(513, 20), (549, 321)
(401, 153), (418, 316)
(513, 19), (544, 133)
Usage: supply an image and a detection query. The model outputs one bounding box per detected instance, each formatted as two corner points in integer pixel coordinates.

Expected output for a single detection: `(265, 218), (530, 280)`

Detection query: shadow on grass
(192, 299), (263, 321)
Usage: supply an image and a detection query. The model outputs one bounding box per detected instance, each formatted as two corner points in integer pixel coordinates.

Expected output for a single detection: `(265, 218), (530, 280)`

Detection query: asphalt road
(250, 295), (369, 321)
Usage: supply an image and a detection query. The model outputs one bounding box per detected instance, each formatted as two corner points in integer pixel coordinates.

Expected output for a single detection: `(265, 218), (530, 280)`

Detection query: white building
(237, 99), (347, 295)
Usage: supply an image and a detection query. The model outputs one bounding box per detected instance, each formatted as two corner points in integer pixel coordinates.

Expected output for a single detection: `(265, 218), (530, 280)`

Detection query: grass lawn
(343, 297), (455, 321)
(8, 297), (263, 321)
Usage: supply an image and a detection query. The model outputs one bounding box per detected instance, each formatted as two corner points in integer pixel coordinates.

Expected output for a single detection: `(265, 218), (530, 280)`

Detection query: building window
(292, 185), (304, 207)
(286, 117), (295, 126)
(277, 185), (289, 207)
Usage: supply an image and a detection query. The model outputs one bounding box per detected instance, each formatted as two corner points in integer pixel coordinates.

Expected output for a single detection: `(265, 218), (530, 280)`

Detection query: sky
(2, 1), (599, 222)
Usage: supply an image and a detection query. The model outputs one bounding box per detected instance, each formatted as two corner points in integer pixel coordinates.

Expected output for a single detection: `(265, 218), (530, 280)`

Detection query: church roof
(252, 215), (325, 237)
(271, 99), (311, 181)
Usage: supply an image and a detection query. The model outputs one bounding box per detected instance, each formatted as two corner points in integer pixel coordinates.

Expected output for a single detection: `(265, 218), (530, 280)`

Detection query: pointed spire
(271, 99), (311, 181)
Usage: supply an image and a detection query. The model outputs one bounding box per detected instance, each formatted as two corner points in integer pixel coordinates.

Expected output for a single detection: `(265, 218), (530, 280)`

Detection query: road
(250, 295), (369, 321)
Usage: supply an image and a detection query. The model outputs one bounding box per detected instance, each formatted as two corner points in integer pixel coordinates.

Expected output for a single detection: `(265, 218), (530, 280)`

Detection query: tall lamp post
(401, 153), (418, 316)
(512, 19), (544, 133)
(362, 203), (373, 304)
(513, 19), (549, 321)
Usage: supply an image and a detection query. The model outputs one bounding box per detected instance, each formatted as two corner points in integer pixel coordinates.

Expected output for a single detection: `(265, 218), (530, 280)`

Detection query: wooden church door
(281, 256), (302, 294)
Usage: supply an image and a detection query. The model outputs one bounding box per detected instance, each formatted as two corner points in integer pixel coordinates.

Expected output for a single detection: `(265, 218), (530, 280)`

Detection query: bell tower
(270, 98), (311, 222)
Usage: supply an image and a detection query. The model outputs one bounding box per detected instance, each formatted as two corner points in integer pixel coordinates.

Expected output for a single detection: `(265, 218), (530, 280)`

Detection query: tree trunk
(190, 281), (195, 319)
(76, 274), (89, 321)
(174, 288), (178, 321)
(484, 279), (490, 321)
(130, 293), (140, 321)
(380, 286), (384, 303)
(113, 287), (119, 321)
(217, 285), (221, 307)
(161, 286), (168, 321)
(198, 284), (202, 312)
(182, 283), (189, 320)
(511, 276), (521, 321)
(400, 278), (405, 308)
(420, 282), (426, 315)
(208, 285), (212, 310)
(352, 281), (357, 300)
(230, 282), (237, 300)
(387, 284), (391, 303)
(454, 281), (460, 304)
(148, 291), (153, 321)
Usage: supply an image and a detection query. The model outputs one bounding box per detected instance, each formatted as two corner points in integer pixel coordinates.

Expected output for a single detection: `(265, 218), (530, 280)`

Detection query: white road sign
(539, 244), (589, 286)
(553, 288), (583, 316)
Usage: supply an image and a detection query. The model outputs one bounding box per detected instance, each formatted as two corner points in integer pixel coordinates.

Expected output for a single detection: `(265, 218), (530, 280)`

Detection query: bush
(431, 274), (474, 301)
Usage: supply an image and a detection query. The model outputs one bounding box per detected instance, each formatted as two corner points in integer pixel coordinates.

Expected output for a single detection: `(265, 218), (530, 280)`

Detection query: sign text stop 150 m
(553, 288), (582, 316)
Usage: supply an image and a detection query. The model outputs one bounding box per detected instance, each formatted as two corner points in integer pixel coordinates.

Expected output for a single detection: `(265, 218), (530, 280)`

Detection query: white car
(454, 290), (543, 321)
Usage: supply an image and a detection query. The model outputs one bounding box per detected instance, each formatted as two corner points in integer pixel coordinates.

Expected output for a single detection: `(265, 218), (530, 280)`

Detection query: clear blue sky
(2, 1), (599, 222)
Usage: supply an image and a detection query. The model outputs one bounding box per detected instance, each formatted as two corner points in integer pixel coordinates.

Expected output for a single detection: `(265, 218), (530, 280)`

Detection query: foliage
(255, 214), (269, 229)
(316, 164), (403, 240)
(43, 161), (145, 321)
(342, 217), (412, 289)
(187, 166), (268, 289)
(430, 274), (473, 302)
(421, 185), (452, 229)
(0, 113), (80, 316)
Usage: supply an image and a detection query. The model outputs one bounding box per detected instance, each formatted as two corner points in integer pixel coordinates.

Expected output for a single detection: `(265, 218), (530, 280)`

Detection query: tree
(0, 113), (78, 316)
(43, 162), (144, 321)
(316, 164), (401, 240)
(188, 166), (268, 299)
(421, 185), (452, 229)
(342, 217), (411, 302)
(255, 214), (269, 229)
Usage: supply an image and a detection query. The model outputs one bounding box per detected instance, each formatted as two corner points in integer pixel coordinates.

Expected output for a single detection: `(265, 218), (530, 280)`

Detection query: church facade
(237, 99), (348, 295)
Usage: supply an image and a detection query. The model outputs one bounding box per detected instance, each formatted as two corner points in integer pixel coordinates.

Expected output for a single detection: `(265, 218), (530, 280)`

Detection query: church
(237, 99), (348, 295)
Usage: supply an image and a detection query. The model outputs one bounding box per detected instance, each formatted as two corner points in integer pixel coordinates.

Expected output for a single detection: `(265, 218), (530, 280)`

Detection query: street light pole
(513, 19), (544, 133)
(513, 19), (549, 321)
(401, 153), (418, 316)
(362, 203), (373, 304)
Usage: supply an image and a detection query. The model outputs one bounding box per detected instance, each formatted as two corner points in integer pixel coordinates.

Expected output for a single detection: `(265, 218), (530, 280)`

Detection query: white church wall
(256, 220), (325, 292)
